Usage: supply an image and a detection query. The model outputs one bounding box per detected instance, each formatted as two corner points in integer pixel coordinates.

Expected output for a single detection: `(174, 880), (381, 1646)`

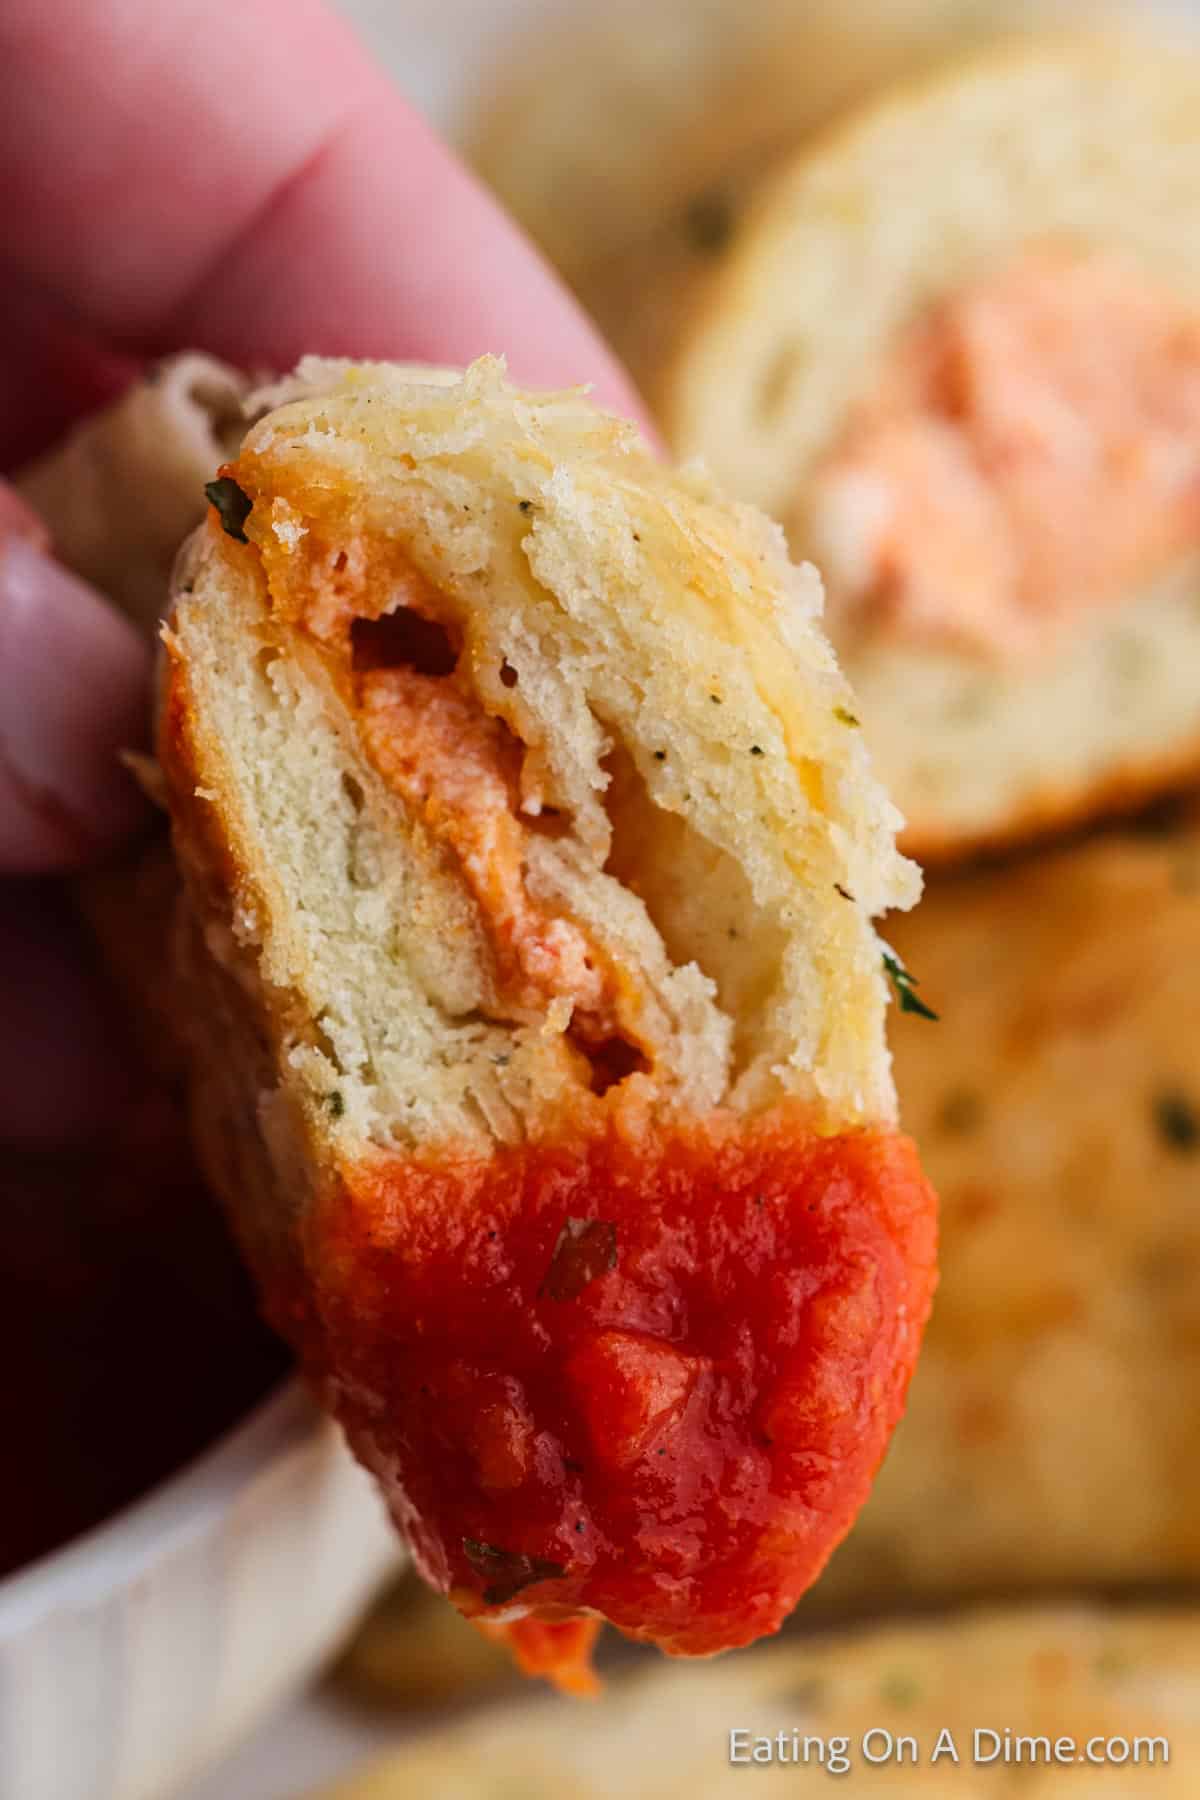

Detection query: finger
(0, 480), (49, 550)
(0, 262), (141, 471)
(0, 0), (650, 425)
(0, 533), (150, 873)
(0, 0), (364, 341)
(165, 94), (650, 418)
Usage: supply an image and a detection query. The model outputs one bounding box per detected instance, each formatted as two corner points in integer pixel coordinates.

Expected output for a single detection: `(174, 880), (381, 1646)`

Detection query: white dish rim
(0, 1373), (311, 1636)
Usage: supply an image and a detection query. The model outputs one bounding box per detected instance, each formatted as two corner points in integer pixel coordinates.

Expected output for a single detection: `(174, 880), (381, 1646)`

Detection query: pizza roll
(157, 356), (936, 1678)
(664, 36), (1200, 859)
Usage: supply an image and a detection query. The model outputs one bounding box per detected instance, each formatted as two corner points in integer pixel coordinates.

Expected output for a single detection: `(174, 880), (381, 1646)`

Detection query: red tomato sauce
(476, 1616), (603, 1697)
(280, 1105), (936, 1679)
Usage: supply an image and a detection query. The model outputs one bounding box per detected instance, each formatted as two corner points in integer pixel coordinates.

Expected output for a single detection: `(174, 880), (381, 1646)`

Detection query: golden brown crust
(902, 727), (1200, 865)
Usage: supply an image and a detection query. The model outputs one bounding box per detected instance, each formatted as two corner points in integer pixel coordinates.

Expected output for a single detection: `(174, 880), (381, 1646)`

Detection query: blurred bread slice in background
(335, 1572), (516, 1709)
(663, 37), (1200, 859)
(814, 818), (1200, 1612)
(320, 1600), (1199, 1796)
(469, 0), (1109, 401)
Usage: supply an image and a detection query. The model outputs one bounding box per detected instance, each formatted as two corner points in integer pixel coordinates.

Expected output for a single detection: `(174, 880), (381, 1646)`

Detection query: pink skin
(0, 0), (652, 1143)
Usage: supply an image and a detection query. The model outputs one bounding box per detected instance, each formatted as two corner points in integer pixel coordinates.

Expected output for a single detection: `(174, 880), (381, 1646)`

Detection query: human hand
(0, 0), (651, 1146)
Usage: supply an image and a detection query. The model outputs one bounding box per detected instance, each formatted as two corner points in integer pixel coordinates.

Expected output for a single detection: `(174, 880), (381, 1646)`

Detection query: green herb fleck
(834, 706), (860, 727)
(883, 952), (938, 1021)
(327, 1091), (345, 1118)
(204, 476), (252, 542)
(462, 1539), (566, 1607)
(540, 1217), (618, 1302)
(1154, 1089), (1200, 1153)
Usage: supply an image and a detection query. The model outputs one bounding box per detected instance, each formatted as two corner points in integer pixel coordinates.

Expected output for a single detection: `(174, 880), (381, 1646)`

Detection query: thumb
(0, 487), (151, 872)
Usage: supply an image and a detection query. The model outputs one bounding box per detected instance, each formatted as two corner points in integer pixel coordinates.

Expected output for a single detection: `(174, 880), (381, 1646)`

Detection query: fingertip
(166, 87), (662, 444)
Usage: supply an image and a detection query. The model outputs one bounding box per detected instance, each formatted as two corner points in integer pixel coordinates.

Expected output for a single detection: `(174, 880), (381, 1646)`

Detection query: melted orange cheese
(359, 667), (613, 1026)
(814, 249), (1200, 660)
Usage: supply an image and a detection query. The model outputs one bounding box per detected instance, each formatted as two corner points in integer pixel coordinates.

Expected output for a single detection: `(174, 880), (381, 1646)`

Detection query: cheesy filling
(811, 249), (1200, 662)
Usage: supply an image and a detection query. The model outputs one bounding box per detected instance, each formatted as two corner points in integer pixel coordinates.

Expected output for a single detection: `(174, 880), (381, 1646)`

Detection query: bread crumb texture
(162, 356), (918, 1159)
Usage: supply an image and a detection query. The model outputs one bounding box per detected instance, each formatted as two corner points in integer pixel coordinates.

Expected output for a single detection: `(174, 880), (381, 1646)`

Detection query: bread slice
(816, 816), (1200, 1614)
(325, 1601), (1196, 1799)
(158, 355), (936, 1672)
(664, 36), (1200, 859)
(468, 0), (1092, 400)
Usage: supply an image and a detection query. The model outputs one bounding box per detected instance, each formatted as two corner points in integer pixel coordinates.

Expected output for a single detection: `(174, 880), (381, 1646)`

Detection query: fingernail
(0, 539), (152, 871)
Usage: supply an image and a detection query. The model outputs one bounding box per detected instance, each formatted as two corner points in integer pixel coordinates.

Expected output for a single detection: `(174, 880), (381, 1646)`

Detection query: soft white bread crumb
(163, 356), (918, 1161)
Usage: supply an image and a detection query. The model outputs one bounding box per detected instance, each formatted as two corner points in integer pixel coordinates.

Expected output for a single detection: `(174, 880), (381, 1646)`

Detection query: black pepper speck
(1154, 1090), (1200, 1152)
